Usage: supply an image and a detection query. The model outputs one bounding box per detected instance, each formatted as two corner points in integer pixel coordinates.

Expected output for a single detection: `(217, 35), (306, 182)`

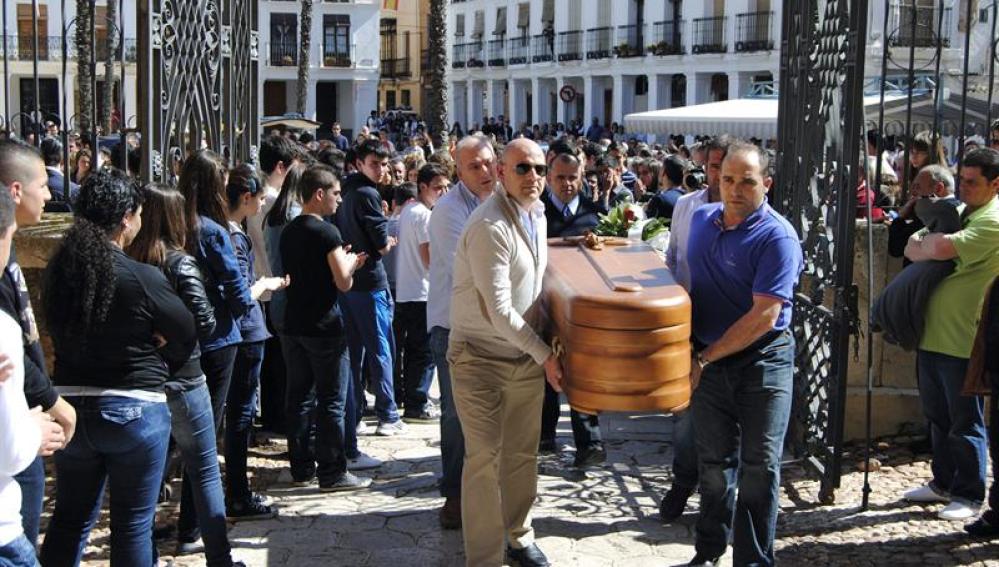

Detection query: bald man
(449, 139), (562, 567)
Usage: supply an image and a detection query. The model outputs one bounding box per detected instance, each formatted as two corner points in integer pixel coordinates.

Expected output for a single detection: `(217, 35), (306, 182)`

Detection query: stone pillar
(611, 74), (624, 126)
(470, 81), (484, 128)
(530, 78), (541, 128)
(509, 80), (523, 133)
(447, 81), (457, 127)
(647, 74), (660, 112)
(485, 80), (495, 121)
(686, 73), (698, 107)
(305, 79), (318, 120)
(556, 77), (566, 124)
(583, 75), (594, 127)
(728, 71), (748, 100)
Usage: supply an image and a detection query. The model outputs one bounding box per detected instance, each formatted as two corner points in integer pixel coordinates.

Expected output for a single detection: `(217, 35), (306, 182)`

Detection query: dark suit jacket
(45, 168), (79, 212)
(542, 188), (605, 238)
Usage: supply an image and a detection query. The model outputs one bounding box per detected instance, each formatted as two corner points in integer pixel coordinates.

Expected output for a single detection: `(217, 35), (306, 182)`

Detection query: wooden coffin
(544, 238), (692, 415)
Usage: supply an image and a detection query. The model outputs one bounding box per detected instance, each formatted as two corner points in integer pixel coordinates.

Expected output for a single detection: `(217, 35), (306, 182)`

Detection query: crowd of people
(0, 111), (995, 567)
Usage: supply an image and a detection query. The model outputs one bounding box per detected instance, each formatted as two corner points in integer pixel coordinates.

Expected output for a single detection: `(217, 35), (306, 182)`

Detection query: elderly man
(449, 138), (562, 567)
(904, 148), (999, 522)
(686, 140), (803, 566)
(427, 134), (497, 529)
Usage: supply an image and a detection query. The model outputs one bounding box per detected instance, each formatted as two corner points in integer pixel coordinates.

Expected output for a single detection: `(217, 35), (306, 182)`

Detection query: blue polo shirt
(687, 202), (803, 346)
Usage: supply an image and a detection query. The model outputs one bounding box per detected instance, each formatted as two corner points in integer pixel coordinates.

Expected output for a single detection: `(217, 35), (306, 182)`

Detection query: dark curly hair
(44, 168), (143, 345)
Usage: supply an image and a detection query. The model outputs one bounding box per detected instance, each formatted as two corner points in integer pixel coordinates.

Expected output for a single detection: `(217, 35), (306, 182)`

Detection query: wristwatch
(696, 352), (712, 370)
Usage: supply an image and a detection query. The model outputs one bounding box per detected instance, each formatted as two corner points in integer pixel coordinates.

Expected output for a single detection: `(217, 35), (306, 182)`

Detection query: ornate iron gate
(774, 0), (870, 503)
(138, 0), (259, 183)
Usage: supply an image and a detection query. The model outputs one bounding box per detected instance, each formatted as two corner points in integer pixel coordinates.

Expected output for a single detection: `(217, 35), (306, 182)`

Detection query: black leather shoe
(538, 439), (558, 455)
(573, 445), (607, 468)
(688, 553), (721, 566)
(660, 484), (695, 523)
(966, 511), (999, 538)
(507, 543), (550, 566)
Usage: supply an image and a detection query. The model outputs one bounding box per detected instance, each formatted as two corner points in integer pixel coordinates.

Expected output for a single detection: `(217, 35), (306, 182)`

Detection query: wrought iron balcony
(888, 3), (952, 48)
(322, 43), (352, 67)
(487, 39), (506, 66)
(380, 56), (410, 77)
(452, 43), (466, 68)
(692, 16), (727, 54)
(507, 35), (529, 65)
(557, 30), (582, 62)
(532, 33), (554, 63)
(649, 20), (684, 56)
(614, 24), (644, 58)
(268, 42), (298, 66)
(452, 42), (484, 69)
(735, 11), (774, 52)
(586, 26), (612, 60)
(1, 36), (138, 62)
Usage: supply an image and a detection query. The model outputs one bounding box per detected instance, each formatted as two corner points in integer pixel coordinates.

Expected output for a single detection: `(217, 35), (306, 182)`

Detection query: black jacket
(0, 247), (56, 409)
(51, 248), (197, 392)
(162, 250), (216, 385)
(542, 188), (604, 238)
(335, 172), (390, 292)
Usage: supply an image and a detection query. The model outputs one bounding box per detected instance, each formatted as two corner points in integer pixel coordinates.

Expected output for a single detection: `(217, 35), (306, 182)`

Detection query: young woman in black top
(40, 169), (196, 567)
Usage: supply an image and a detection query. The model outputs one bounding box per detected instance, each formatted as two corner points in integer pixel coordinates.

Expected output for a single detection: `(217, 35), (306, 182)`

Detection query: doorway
(316, 82), (339, 138)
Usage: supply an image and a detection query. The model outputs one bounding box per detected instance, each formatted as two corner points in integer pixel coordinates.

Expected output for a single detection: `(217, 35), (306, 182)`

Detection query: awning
(624, 95), (907, 139)
(455, 14), (465, 37)
(472, 11), (484, 38)
(261, 115), (322, 131)
(541, 0), (554, 23)
(517, 3), (530, 28)
(494, 7), (507, 35)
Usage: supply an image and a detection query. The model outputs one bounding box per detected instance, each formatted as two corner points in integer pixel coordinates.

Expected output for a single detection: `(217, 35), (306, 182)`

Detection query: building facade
(0, 0), (140, 135)
(259, 0), (380, 139)
(377, 0), (431, 114)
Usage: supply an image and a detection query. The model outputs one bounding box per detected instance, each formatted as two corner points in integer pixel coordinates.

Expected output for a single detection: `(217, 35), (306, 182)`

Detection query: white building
(259, 0), (381, 139)
(0, 0), (140, 133)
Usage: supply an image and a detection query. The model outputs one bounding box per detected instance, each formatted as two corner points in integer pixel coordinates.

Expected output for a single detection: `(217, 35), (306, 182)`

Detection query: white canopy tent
(624, 95), (905, 139)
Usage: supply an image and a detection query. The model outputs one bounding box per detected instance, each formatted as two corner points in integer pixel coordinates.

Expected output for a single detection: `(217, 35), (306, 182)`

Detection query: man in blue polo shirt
(685, 140), (803, 567)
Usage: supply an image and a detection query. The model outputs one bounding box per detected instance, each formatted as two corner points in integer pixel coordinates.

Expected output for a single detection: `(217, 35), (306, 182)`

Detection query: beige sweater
(449, 185), (552, 365)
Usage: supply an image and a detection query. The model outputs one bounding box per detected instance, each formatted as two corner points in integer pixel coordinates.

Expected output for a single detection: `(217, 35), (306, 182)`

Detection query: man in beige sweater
(449, 138), (563, 567)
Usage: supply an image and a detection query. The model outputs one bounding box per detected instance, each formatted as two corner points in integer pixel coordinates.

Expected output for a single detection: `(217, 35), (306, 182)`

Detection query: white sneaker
(355, 420), (370, 435)
(347, 452), (383, 471)
(939, 500), (980, 521)
(903, 484), (950, 504)
(375, 420), (408, 436)
(365, 391), (376, 411)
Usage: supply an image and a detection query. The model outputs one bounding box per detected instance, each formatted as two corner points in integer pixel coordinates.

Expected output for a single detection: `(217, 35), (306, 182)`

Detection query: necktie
(562, 204), (572, 218)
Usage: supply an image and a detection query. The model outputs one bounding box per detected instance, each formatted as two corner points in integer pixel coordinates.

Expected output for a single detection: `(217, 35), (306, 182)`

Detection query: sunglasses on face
(513, 163), (548, 176)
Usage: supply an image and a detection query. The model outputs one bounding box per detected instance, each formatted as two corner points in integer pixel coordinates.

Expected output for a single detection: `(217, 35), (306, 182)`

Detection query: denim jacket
(194, 215), (254, 352)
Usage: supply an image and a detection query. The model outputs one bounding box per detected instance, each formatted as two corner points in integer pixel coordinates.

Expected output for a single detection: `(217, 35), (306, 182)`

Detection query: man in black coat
(538, 144), (606, 468)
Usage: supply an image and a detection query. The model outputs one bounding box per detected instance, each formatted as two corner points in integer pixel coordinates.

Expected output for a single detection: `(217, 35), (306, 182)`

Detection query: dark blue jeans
(917, 350), (987, 504)
(40, 396), (171, 567)
(541, 381), (603, 450)
(340, 290), (400, 424)
(0, 534), (39, 567)
(431, 326), (464, 498)
(394, 302), (435, 413)
(283, 335), (350, 485)
(226, 341), (265, 501)
(13, 456), (43, 547)
(672, 408), (699, 491)
(692, 332), (793, 566)
(167, 383), (232, 567)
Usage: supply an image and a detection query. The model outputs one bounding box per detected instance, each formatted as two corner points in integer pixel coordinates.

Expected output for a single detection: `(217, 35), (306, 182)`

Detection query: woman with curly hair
(175, 149), (255, 551)
(39, 169), (196, 566)
(127, 184), (245, 567)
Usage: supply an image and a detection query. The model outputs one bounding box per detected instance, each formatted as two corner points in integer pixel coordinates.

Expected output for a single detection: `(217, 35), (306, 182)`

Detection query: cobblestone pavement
(63, 409), (999, 567)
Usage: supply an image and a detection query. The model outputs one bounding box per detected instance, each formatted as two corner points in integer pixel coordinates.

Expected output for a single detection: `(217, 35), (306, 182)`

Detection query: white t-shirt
(0, 310), (40, 546)
(395, 201), (432, 303)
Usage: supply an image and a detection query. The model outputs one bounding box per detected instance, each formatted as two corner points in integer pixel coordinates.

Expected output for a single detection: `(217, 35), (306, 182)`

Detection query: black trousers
(541, 379), (603, 450)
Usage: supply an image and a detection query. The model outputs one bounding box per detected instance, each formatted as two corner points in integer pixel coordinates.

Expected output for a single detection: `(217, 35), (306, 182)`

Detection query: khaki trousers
(449, 339), (545, 567)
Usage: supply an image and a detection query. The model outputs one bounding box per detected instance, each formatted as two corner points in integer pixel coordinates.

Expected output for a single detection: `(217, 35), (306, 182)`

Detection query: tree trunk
(296, 0), (313, 115)
(102, 0), (118, 133)
(76, 0), (94, 135)
(426, 0), (448, 136)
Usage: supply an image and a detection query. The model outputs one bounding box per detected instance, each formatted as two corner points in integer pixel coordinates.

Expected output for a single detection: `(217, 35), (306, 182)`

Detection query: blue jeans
(340, 290), (400, 424)
(692, 332), (793, 566)
(394, 302), (435, 413)
(40, 396), (171, 567)
(917, 350), (987, 503)
(0, 534), (39, 567)
(672, 408), (699, 491)
(431, 326), (464, 498)
(13, 456), (43, 547)
(226, 341), (265, 501)
(167, 383), (232, 567)
(283, 335), (350, 484)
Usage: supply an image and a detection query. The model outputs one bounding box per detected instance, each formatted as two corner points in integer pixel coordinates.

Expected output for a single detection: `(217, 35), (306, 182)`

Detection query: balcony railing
(888, 3), (952, 48)
(735, 11), (774, 52)
(0, 36), (137, 62)
(692, 16), (727, 54)
(586, 26), (612, 60)
(321, 43), (352, 67)
(268, 42), (298, 66)
(557, 30), (582, 61)
(380, 56), (410, 77)
(487, 38), (506, 66)
(532, 33), (554, 63)
(452, 41), (483, 69)
(507, 35), (529, 65)
(614, 24), (644, 58)
(649, 20), (684, 56)
(451, 43), (466, 68)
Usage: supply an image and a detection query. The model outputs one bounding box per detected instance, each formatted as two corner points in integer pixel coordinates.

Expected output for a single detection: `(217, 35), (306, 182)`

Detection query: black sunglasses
(514, 163), (548, 176)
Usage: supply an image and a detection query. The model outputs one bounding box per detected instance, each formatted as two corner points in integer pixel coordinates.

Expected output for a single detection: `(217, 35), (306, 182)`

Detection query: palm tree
(425, 0), (448, 135)
(296, 0), (313, 115)
(76, 0), (94, 135)
(101, 0), (118, 134)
